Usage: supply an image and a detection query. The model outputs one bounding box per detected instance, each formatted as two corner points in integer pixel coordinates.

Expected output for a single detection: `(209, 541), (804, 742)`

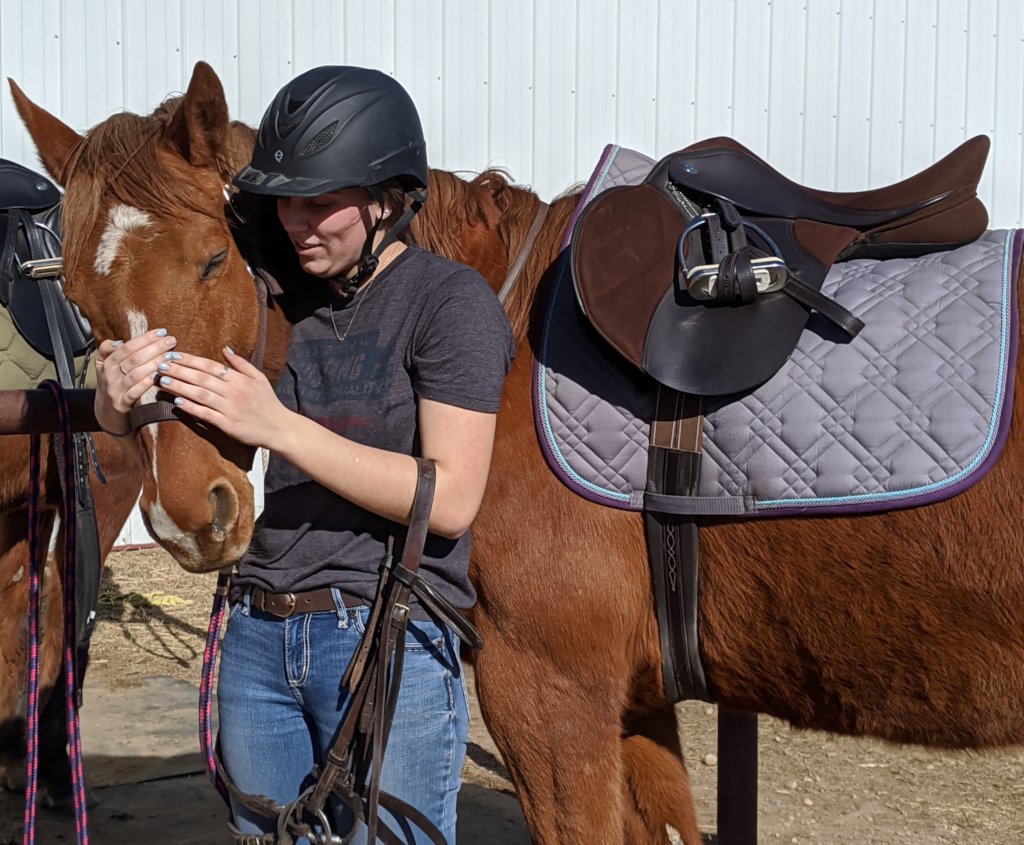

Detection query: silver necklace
(328, 273), (379, 343)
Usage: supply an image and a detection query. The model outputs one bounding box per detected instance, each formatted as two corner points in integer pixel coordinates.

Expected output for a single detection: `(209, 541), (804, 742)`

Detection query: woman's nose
(277, 197), (306, 232)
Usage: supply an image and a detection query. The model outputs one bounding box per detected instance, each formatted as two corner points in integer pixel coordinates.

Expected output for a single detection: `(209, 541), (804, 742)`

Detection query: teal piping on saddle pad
(756, 228), (1017, 511)
(536, 146), (634, 506)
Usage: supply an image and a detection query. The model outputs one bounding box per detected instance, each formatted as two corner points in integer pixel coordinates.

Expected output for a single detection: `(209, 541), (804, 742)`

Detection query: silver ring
(218, 364), (230, 380)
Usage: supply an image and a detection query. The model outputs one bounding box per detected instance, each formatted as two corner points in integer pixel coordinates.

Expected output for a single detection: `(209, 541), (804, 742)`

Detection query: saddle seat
(571, 135), (990, 396)
(674, 135), (990, 260)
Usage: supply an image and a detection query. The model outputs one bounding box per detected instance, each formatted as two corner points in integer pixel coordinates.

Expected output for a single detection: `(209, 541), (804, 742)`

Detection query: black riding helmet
(236, 65), (427, 195)
(233, 66), (428, 293)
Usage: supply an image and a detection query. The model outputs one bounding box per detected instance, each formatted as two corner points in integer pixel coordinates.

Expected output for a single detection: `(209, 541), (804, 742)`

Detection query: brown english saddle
(570, 135), (990, 395)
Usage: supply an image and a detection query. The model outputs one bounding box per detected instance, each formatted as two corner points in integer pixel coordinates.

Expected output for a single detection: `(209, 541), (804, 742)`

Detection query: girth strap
(643, 388), (712, 704)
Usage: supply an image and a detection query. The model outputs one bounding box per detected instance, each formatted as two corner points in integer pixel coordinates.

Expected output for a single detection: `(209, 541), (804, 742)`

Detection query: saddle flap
(571, 157), (816, 395)
(571, 183), (680, 369)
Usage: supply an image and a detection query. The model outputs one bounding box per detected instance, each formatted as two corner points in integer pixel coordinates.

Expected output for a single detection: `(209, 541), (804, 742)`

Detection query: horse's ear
(166, 61), (229, 169)
(8, 78), (83, 185)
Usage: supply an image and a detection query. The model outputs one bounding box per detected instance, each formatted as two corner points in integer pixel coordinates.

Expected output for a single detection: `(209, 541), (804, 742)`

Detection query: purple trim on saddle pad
(532, 145), (1021, 518)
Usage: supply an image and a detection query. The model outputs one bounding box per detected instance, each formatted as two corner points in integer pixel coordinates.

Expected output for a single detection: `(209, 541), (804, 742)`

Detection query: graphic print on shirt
(292, 331), (395, 405)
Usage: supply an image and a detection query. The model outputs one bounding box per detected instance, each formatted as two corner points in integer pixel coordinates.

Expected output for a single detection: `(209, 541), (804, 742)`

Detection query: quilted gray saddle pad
(535, 144), (1020, 517)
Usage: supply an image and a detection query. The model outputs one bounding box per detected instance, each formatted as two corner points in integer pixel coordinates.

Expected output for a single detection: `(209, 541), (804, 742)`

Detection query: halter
(496, 198), (549, 306)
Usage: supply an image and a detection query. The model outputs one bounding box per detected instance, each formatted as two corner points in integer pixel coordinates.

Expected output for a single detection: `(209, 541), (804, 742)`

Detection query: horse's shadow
(95, 569), (209, 670)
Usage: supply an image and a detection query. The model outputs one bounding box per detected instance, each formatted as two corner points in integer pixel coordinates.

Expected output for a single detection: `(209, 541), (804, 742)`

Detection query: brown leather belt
(248, 586), (366, 618)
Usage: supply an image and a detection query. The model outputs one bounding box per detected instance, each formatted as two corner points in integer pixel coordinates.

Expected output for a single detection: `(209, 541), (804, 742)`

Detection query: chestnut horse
(11, 62), (1024, 844)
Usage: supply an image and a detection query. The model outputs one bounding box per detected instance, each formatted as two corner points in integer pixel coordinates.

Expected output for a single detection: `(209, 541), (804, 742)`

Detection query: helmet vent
(299, 121), (339, 156)
(278, 118), (301, 138)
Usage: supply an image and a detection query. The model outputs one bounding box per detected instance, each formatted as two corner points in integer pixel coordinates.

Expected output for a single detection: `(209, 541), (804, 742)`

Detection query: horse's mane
(414, 168), (580, 339)
(60, 96), (255, 279)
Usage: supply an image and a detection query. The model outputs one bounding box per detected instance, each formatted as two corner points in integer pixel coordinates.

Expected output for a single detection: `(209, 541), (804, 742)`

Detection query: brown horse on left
(0, 344), (142, 800)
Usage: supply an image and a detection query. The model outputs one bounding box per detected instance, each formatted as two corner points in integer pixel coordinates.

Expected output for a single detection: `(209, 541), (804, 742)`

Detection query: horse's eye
(202, 248), (229, 281)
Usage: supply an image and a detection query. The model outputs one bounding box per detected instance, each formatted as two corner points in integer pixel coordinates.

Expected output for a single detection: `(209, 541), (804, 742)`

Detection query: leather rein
(217, 459), (471, 845)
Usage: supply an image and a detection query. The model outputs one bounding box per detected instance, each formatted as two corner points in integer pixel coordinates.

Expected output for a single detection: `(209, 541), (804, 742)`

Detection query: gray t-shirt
(234, 246), (514, 609)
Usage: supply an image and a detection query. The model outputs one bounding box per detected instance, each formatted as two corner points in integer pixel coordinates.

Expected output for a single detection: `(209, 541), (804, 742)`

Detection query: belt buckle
(277, 592), (297, 618)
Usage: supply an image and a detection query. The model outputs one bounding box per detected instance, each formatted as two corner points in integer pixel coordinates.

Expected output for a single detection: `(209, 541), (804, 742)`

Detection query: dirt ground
(6, 546), (1024, 843)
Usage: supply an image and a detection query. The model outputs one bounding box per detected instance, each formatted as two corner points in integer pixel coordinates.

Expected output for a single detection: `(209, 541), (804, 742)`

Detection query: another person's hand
(94, 329), (178, 436)
(152, 347), (293, 449)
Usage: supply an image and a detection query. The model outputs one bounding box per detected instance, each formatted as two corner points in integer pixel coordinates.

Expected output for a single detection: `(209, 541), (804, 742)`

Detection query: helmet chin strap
(331, 188), (427, 300)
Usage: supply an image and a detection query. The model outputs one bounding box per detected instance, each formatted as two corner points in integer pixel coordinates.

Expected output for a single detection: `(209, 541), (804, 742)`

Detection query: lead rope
(199, 570), (232, 805)
(24, 380), (90, 845)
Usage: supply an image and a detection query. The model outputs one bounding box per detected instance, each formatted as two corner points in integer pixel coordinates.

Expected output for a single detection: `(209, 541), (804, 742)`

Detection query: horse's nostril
(208, 483), (239, 539)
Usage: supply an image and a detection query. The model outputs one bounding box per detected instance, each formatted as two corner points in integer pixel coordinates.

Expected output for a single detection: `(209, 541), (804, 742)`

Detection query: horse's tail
(622, 729), (703, 845)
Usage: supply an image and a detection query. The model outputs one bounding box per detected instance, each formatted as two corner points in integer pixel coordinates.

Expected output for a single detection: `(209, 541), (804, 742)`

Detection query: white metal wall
(0, 0), (1022, 543)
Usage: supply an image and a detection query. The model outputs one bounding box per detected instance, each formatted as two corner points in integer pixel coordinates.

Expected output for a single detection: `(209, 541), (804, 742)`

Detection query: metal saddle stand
(570, 135), (991, 702)
(218, 458), (484, 845)
(0, 158), (103, 701)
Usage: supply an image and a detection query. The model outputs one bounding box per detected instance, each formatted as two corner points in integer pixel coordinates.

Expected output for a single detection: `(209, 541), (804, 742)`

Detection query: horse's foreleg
(474, 630), (629, 844)
(622, 709), (703, 844)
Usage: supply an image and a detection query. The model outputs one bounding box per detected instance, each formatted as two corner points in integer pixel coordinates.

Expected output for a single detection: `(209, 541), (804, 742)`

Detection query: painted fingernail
(225, 345), (235, 356)
(173, 397), (184, 406)
(158, 363), (170, 372)
(159, 376), (172, 386)
(111, 340), (124, 348)
(156, 328), (168, 337)
(171, 352), (183, 360)
(163, 352), (175, 360)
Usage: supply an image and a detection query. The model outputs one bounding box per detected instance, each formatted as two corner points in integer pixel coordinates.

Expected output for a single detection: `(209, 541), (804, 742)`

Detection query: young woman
(93, 66), (514, 843)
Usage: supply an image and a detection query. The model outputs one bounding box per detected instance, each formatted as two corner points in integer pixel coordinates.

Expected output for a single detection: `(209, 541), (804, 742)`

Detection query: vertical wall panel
(615, 0), (658, 157)
(868, 0), (908, 187)
(765, 0), (809, 180)
(902, 0), (940, 167)
(531, 0), (577, 198)
(802, 0), (842, 188)
(654, 1), (699, 154)
(575, 0), (617, 177)
(991, 0), (1024, 228)
(487, 0), (534, 180)
(440, 1), (489, 173)
(0, 0), (1022, 546)
(835, 0), (875, 188)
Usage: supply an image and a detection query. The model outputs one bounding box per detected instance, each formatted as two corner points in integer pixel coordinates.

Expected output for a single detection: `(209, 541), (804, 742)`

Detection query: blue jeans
(217, 591), (469, 844)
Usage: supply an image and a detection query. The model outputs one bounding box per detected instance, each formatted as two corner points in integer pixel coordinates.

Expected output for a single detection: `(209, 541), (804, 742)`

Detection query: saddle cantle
(0, 158), (93, 364)
(571, 135), (990, 396)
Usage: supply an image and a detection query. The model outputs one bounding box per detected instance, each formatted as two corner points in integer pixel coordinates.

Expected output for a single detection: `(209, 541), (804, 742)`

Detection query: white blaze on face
(125, 308), (160, 411)
(145, 499), (203, 562)
(94, 205), (153, 277)
(124, 309), (188, 547)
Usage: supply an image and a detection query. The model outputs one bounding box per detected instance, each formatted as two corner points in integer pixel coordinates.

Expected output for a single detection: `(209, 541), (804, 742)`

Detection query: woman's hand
(152, 347), (293, 449)
(94, 329), (178, 436)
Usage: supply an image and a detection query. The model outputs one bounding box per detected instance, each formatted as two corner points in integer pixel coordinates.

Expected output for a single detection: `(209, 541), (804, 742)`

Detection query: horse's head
(9, 62), (270, 572)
